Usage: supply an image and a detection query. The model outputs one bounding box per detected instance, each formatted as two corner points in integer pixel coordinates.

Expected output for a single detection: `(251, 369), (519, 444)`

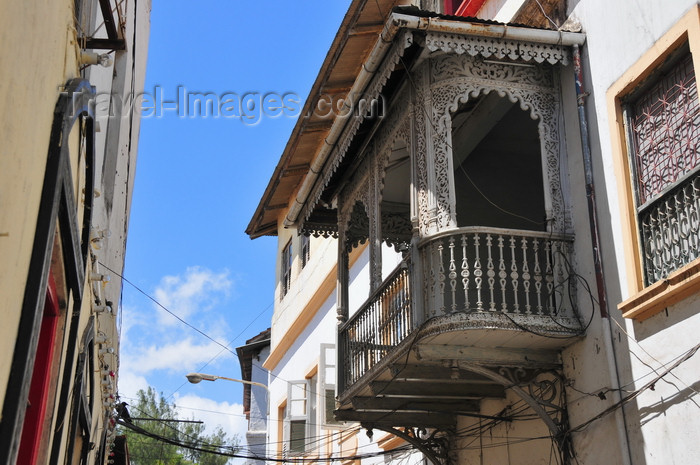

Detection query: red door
(17, 275), (60, 465)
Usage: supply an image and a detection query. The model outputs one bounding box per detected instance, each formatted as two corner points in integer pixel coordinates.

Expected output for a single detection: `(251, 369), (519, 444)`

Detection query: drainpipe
(283, 16), (406, 227)
(284, 12), (586, 227)
(572, 44), (633, 465)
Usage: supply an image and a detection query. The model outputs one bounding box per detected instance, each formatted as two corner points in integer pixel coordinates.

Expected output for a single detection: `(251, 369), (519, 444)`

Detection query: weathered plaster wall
(566, 1), (700, 464)
(0, 1), (80, 406)
(0, 1), (150, 461)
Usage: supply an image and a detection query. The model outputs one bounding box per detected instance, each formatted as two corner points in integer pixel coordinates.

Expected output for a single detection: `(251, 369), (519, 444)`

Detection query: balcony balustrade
(339, 227), (579, 394)
(421, 227), (576, 319)
(339, 262), (412, 389)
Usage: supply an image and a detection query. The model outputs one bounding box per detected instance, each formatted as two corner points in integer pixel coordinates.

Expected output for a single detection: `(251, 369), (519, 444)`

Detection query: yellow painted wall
(0, 1), (81, 409)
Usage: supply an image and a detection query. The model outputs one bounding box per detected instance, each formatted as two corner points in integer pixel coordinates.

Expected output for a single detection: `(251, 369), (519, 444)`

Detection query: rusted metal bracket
(459, 362), (574, 465)
(367, 425), (452, 465)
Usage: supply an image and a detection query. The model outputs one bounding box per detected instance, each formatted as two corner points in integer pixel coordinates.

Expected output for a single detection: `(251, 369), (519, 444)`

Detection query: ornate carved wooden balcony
(338, 227), (581, 399)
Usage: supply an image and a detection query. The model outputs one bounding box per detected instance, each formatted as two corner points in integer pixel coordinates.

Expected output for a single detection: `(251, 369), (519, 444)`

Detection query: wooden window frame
(301, 234), (311, 269)
(286, 379), (309, 455)
(608, 5), (700, 320)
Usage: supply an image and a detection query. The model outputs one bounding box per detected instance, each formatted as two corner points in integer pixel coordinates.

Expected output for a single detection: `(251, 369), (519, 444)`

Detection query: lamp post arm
(186, 372), (269, 391)
(214, 376), (269, 391)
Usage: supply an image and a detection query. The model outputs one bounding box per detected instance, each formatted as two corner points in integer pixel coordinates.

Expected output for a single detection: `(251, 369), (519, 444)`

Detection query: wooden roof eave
(246, 0), (407, 239)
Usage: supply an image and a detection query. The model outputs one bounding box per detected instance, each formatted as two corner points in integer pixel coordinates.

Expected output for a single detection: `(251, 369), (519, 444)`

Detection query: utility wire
(103, 261), (342, 408)
(99, 261), (238, 357)
(567, 341), (700, 434)
(118, 418), (413, 463)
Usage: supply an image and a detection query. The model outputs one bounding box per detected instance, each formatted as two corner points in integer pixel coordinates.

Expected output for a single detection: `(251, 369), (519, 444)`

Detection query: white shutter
(320, 344), (341, 426)
(287, 380), (308, 454)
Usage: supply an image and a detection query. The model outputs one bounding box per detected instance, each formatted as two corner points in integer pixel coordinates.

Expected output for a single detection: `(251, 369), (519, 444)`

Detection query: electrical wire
(117, 418), (415, 463)
(103, 260), (344, 411)
(99, 261), (239, 357)
(118, 393), (370, 454)
(610, 317), (700, 404)
(566, 341), (700, 434)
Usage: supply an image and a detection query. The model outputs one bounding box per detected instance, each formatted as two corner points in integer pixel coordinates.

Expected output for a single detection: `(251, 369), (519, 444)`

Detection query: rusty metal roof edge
(246, 0), (386, 239)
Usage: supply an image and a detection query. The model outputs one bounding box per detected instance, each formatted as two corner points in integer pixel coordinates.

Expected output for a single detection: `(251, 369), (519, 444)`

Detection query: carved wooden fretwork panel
(412, 63), (457, 236)
(381, 212), (413, 250)
(345, 201), (370, 252)
(375, 99), (411, 204)
(338, 153), (372, 252)
(412, 54), (569, 233)
(425, 32), (571, 66)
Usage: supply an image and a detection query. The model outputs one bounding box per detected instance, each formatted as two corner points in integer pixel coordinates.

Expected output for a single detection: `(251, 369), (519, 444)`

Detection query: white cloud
(121, 338), (234, 376)
(173, 393), (248, 446)
(117, 370), (150, 402)
(153, 266), (232, 326)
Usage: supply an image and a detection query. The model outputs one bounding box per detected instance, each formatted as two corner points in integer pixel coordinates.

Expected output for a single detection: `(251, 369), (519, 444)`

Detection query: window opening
(301, 235), (311, 269)
(281, 240), (293, 297)
(287, 380), (308, 455)
(452, 94), (546, 230)
(320, 344), (341, 426)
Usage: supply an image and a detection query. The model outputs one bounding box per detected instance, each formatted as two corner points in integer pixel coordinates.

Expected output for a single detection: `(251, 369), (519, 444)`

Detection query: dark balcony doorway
(380, 138), (412, 251)
(452, 94), (547, 231)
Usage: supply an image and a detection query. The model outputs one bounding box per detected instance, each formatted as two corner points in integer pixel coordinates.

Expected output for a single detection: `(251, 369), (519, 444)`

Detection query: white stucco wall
(247, 344), (270, 465)
(267, 241), (421, 464)
(563, 2), (700, 464)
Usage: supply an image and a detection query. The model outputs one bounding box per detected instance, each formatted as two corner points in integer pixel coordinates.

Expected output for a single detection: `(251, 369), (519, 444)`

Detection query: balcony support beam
(370, 380), (504, 398)
(416, 344), (560, 369)
(335, 410), (455, 428)
(369, 425), (449, 465)
(351, 397), (480, 413)
(390, 364), (490, 381)
(460, 362), (573, 464)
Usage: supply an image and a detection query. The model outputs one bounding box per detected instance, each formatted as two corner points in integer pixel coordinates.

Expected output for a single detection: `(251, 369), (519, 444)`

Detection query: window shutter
(287, 380), (308, 454)
(320, 344), (341, 426)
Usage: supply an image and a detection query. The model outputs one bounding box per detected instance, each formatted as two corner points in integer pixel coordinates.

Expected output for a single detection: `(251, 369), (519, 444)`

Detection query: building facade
(237, 329), (271, 465)
(248, 1), (699, 464)
(0, 1), (150, 464)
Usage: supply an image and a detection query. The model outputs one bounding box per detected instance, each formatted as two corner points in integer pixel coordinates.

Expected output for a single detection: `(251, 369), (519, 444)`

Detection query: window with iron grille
(281, 240), (293, 297)
(624, 46), (700, 285)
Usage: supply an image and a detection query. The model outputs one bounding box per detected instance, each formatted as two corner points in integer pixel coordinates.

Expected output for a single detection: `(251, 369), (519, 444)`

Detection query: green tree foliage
(118, 387), (236, 465)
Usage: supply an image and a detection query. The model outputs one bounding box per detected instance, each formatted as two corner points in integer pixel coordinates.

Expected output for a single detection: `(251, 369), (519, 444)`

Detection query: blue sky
(118, 0), (352, 452)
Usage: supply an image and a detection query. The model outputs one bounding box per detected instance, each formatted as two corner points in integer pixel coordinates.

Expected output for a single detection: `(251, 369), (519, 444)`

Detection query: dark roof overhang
(246, 0), (413, 239)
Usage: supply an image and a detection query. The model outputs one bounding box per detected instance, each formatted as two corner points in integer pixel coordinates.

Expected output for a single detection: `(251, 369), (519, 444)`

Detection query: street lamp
(185, 372), (269, 391)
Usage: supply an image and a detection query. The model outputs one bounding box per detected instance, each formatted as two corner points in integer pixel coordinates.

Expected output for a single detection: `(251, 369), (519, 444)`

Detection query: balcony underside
(336, 312), (580, 429)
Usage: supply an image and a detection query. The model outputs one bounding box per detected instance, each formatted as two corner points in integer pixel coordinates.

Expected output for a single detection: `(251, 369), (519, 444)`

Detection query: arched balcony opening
(452, 93), (546, 231)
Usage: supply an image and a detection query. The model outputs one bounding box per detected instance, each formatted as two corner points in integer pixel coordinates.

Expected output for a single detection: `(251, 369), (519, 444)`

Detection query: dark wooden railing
(339, 260), (413, 390)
